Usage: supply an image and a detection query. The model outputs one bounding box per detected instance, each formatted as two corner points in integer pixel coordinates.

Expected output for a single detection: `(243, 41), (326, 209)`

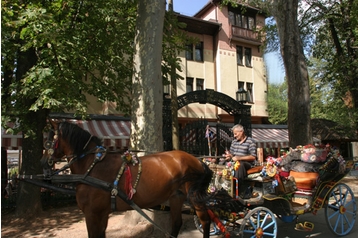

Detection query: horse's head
(41, 119), (102, 171)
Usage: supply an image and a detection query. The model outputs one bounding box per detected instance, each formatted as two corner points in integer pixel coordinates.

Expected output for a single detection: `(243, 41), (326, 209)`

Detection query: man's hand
(224, 150), (232, 161)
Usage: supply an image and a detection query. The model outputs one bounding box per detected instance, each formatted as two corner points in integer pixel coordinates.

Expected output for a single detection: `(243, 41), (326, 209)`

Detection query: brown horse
(44, 120), (213, 238)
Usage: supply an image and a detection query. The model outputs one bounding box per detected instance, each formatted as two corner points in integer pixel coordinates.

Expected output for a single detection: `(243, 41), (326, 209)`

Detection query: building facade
(176, 2), (268, 126)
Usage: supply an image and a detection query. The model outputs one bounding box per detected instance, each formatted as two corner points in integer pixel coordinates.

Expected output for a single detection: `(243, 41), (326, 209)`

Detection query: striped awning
(252, 128), (321, 148)
(252, 128), (289, 148)
(1, 119), (131, 151)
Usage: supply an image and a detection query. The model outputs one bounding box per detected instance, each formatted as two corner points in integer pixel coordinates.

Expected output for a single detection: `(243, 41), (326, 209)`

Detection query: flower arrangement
(122, 151), (139, 166)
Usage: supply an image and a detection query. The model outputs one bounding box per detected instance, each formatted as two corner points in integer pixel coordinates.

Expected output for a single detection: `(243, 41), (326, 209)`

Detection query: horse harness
(40, 128), (175, 237)
(43, 129), (143, 207)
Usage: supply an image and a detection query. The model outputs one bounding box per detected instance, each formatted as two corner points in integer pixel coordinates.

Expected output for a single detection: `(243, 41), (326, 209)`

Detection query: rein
(43, 124), (174, 238)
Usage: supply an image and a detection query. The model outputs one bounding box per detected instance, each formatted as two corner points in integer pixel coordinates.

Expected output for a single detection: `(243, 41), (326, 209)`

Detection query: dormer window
(229, 11), (256, 30)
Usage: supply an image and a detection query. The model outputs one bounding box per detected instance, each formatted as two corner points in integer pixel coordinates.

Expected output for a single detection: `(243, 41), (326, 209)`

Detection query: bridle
(42, 123), (106, 176)
(43, 128), (59, 167)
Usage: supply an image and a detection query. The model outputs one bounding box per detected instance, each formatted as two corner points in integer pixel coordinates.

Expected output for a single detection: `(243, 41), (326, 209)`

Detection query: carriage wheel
(239, 206), (277, 238)
(325, 183), (356, 236)
(193, 215), (223, 236)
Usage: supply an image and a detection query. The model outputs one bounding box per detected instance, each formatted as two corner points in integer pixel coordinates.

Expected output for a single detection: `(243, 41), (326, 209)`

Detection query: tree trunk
(168, 0), (180, 150)
(128, 0), (167, 236)
(131, 0), (166, 154)
(171, 73), (180, 150)
(14, 47), (50, 217)
(272, 0), (312, 147)
(16, 109), (48, 217)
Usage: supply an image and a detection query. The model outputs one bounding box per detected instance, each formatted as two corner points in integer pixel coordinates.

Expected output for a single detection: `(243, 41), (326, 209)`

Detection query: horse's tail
(186, 161), (213, 208)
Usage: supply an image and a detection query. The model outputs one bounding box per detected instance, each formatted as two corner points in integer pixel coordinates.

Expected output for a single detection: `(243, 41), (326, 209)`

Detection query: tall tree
(222, 0), (312, 147)
(2, 0), (136, 216)
(131, 0), (166, 153)
(125, 1), (168, 236)
(301, 0), (358, 131)
(270, 0), (312, 147)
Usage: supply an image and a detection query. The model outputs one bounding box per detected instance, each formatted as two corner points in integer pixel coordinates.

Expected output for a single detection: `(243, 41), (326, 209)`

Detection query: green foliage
(301, 0), (358, 128)
(268, 58), (356, 128)
(267, 81), (288, 124)
(161, 11), (188, 84)
(2, 0), (137, 132)
(309, 57), (357, 127)
(2, 1), (192, 126)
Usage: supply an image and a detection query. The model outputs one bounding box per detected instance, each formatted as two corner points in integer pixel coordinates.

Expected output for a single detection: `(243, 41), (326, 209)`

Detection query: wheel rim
(325, 183), (357, 236)
(239, 207), (277, 237)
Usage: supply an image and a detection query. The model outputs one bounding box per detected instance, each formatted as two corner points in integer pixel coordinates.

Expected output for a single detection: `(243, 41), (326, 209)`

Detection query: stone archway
(162, 89), (251, 151)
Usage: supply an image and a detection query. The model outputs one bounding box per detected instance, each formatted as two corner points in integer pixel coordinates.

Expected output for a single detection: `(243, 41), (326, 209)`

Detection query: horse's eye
(44, 141), (52, 150)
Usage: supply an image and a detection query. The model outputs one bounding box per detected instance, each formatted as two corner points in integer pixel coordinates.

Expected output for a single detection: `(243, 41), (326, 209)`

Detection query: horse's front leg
(84, 209), (110, 238)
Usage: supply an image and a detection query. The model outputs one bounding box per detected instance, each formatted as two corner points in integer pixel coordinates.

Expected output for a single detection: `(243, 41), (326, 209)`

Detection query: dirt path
(1, 205), (201, 238)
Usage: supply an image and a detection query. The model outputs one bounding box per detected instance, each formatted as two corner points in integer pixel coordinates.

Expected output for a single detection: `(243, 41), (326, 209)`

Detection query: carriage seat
(247, 165), (264, 175)
(289, 171), (319, 190)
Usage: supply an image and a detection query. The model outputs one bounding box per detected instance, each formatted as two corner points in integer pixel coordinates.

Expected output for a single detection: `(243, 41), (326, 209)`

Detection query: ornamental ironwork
(163, 89), (252, 153)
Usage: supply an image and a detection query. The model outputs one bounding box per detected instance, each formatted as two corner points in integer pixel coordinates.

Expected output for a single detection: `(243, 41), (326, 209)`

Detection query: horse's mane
(59, 121), (103, 155)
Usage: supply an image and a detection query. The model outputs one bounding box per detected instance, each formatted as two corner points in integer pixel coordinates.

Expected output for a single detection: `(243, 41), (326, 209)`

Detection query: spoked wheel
(193, 215), (223, 236)
(325, 183), (356, 236)
(239, 206), (277, 238)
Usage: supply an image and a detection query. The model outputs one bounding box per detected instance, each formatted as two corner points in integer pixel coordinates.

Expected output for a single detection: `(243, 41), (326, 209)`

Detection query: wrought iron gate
(178, 120), (234, 156)
(163, 89), (251, 154)
(179, 119), (209, 156)
(214, 123), (233, 156)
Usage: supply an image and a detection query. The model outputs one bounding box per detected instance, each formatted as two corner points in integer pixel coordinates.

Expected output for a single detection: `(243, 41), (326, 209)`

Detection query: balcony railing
(231, 25), (261, 44)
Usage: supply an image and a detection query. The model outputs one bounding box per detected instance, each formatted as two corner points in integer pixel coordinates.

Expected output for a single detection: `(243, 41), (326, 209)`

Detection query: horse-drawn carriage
(195, 145), (356, 237)
(17, 120), (356, 238)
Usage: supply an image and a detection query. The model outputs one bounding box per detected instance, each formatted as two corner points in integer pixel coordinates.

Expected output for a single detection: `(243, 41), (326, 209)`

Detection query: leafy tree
(2, 0), (136, 216)
(264, 0), (313, 147)
(2, 0), (188, 217)
(301, 0), (358, 130)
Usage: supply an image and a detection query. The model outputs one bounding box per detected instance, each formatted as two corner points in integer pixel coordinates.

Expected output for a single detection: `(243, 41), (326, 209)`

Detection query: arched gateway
(163, 89), (251, 155)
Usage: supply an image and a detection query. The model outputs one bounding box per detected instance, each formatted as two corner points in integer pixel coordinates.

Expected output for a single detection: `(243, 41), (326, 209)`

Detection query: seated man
(225, 124), (257, 198)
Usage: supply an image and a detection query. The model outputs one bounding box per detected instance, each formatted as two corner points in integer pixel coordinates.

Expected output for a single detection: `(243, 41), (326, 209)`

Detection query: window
(242, 15), (248, 28)
(228, 11), (256, 30)
(235, 14), (242, 27)
(196, 78), (204, 91)
(246, 83), (253, 103)
(185, 42), (203, 61)
(248, 16), (255, 30)
(185, 44), (193, 60)
(236, 46), (243, 65)
(238, 81), (245, 90)
(229, 11), (235, 25)
(195, 42), (203, 62)
(186, 77), (193, 92)
(245, 47), (252, 67)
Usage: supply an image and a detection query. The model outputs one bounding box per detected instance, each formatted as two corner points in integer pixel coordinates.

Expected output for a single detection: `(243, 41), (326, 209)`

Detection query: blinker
(44, 141), (52, 150)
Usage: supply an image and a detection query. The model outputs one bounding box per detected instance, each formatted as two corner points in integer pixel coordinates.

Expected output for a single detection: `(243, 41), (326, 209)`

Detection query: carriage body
(199, 151), (356, 237)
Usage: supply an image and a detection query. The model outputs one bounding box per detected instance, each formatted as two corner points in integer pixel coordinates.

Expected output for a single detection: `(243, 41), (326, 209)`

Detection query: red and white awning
(1, 120), (131, 151)
(252, 128), (289, 149)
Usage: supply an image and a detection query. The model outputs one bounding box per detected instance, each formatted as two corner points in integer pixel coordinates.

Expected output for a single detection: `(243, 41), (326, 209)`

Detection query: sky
(173, 0), (285, 84)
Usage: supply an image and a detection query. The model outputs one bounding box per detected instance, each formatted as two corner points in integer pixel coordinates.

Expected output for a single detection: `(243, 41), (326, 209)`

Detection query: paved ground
(2, 174), (357, 238)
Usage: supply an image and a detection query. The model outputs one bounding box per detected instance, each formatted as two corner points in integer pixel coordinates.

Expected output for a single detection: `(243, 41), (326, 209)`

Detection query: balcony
(231, 25), (262, 45)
